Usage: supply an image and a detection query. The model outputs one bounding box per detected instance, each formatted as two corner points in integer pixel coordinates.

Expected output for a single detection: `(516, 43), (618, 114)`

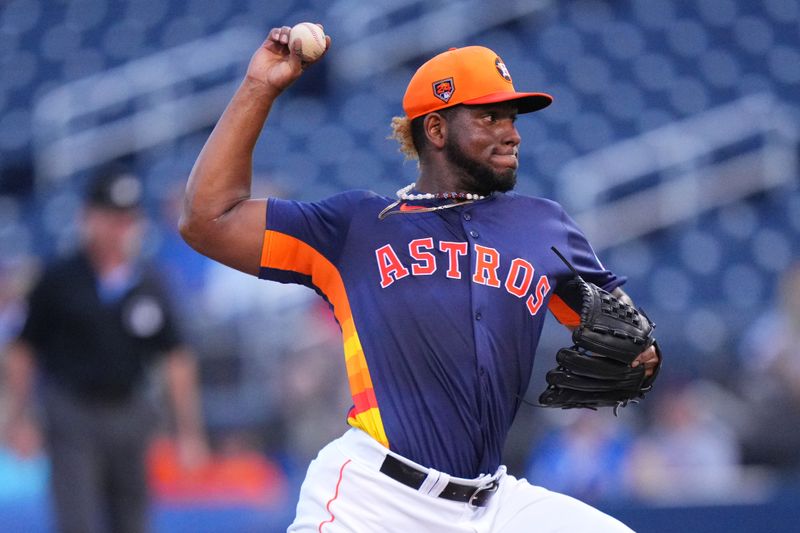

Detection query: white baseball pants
(288, 428), (634, 532)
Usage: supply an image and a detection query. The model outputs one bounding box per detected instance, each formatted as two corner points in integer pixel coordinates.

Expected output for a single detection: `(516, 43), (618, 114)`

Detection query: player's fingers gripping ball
(290, 22), (327, 62)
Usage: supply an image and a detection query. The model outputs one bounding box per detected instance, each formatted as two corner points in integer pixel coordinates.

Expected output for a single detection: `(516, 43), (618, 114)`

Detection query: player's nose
(503, 122), (521, 147)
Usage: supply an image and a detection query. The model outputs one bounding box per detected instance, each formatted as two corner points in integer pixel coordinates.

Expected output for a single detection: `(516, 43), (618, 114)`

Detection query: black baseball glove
(539, 249), (661, 413)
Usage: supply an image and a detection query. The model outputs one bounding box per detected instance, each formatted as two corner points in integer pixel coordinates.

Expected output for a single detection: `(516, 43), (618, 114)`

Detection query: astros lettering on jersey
(375, 238), (552, 317)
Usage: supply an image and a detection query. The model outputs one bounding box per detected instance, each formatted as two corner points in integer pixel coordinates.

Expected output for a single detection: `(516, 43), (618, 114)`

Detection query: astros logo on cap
(495, 58), (512, 82)
(432, 78), (455, 103)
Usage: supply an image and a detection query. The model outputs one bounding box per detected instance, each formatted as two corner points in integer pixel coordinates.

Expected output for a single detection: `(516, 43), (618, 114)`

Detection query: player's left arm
(611, 287), (660, 378)
(551, 205), (660, 376)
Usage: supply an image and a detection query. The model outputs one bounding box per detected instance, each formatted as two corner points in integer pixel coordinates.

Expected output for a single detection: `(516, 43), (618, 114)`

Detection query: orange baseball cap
(402, 46), (553, 120)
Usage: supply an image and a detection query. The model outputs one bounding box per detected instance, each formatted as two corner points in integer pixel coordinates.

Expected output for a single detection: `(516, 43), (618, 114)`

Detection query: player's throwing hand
(246, 24), (331, 98)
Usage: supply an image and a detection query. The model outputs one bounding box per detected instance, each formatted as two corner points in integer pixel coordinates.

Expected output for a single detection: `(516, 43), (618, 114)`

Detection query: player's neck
(416, 166), (474, 196)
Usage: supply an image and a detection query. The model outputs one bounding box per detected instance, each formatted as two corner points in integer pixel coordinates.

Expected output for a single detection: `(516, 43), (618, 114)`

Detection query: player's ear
(423, 112), (447, 150)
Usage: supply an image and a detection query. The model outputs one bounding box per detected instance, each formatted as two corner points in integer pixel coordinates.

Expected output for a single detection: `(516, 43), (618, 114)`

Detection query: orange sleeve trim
(260, 230), (354, 327)
(259, 228), (274, 272)
(548, 294), (581, 327)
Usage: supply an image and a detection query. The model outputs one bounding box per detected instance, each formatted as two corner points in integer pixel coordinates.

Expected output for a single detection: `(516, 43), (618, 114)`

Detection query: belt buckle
(467, 478), (499, 508)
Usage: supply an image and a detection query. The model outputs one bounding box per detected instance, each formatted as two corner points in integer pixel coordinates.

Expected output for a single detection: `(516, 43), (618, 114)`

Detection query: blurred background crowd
(1, 0), (799, 531)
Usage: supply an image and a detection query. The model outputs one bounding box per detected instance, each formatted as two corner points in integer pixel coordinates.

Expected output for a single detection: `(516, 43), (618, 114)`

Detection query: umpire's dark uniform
(17, 173), (183, 533)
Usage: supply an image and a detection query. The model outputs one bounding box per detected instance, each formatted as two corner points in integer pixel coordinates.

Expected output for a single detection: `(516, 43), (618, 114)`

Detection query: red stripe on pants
(318, 459), (352, 532)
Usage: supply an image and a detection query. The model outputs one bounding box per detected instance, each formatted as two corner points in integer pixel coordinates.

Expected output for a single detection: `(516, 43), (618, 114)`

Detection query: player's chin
(491, 169), (517, 193)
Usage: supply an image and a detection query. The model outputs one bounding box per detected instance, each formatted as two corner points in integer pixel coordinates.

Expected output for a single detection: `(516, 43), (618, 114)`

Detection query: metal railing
(327, 0), (552, 81)
(31, 27), (261, 186)
(556, 93), (799, 251)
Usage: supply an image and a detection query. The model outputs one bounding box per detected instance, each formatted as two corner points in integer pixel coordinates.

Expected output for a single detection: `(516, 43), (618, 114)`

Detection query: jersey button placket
(464, 212), (489, 401)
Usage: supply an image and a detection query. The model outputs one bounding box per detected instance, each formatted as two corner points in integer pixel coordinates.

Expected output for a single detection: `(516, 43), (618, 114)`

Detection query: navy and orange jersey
(258, 189), (624, 478)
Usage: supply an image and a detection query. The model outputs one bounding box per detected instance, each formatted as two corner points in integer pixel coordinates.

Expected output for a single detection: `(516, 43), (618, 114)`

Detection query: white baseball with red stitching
(289, 22), (327, 61)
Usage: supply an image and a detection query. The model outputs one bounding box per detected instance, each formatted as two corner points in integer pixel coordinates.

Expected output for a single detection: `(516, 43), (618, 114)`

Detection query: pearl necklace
(378, 183), (486, 220)
(396, 183), (486, 201)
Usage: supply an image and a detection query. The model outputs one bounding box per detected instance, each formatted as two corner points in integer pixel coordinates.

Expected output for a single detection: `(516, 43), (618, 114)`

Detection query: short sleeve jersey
(259, 191), (624, 478)
(19, 253), (182, 401)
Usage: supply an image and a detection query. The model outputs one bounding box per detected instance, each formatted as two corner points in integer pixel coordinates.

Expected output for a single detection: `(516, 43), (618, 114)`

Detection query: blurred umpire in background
(1, 169), (209, 533)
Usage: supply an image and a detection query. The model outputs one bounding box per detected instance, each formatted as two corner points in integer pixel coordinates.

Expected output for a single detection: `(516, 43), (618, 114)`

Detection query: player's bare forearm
(184, 77), (274, 221)
(180, 25), (328, 275)
(179, 78), (273, 275)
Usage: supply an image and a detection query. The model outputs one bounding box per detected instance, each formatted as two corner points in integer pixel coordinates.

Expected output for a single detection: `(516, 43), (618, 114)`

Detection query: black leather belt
(379, 454), (498, 508)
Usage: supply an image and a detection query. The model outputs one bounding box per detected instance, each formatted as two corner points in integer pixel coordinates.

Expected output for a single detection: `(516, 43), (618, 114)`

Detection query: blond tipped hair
(389, 115), (419, 161)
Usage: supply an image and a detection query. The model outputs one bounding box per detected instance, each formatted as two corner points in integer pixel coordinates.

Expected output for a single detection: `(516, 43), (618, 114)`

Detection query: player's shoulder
(337, 188), (385, 202)
(501, 191), (567, 215)
(269, 189), (388, 217)
(318, 189), (391, 214)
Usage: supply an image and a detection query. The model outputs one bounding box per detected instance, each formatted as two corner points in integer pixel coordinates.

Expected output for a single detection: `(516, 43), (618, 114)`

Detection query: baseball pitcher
(180, 24), (661, 532)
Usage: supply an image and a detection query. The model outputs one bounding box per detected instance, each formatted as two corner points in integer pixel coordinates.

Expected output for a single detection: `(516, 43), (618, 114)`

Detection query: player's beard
(443, 137), (517, 196)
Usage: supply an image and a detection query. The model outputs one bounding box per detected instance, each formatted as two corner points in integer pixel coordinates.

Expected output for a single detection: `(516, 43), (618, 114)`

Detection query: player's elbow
(178, 196), (264, 276)
(178, 205), (211, 254)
